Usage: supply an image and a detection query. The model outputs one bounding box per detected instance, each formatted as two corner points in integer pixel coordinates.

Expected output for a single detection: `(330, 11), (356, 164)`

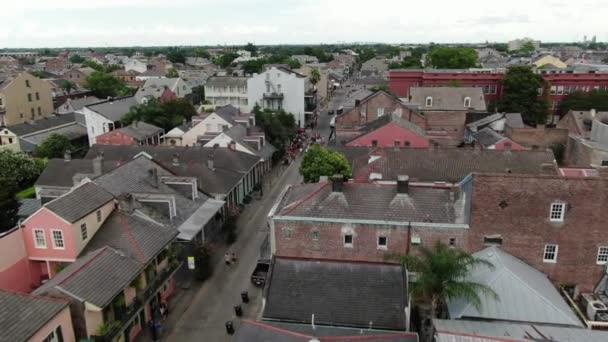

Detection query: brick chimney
(331, 174), (344, 192)
(397, 175), (409, 194)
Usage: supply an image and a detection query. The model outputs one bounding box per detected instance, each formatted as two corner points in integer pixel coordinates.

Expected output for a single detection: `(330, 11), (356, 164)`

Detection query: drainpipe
(406, 221), (412, 256)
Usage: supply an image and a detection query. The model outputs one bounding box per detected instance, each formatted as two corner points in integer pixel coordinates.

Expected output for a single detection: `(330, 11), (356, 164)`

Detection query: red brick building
(469, 173), (608, 292)
(344, 114), (429, 148)
(44, 58), (71, 74)
(388, 69), (608, 112)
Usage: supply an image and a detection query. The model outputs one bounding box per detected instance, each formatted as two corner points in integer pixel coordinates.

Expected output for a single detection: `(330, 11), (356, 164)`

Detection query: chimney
(331, 174), (344, 192)
(148, 168), (159, 188)
(397, 175), (409, 194)
(172, 153), (179, 166)
(228, 141), (236, 150)
(590, 108), (597, 118)
(117, 193), (135, 214)
(355, 99), (361, 107)
(63, 149), (71, 161)
(207, 149), (215, 171)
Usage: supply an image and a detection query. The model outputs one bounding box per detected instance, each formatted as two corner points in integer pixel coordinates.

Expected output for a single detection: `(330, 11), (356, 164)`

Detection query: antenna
(311, 313), (315, 330)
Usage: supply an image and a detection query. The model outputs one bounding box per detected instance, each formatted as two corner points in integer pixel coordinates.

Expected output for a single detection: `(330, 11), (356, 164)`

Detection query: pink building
(0, 228), (35, 292)
(21, 181), (115, 285)
(345, 120), (429, 148)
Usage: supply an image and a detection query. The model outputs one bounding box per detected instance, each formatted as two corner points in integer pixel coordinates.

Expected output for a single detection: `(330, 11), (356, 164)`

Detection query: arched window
(464, 97), (471, 108)
(425, 96), (433, 107)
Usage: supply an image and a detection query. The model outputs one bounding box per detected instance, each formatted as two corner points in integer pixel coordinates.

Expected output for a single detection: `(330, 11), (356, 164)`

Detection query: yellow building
(0, 72), (54, 126)
(532, 55), (567, 69)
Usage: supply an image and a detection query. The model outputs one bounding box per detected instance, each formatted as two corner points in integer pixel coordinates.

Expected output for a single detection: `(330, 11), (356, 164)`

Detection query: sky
(0, 0), (607, 48)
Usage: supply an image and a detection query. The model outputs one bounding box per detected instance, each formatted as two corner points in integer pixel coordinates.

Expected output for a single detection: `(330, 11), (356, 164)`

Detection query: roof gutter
(272, 215), (469, 229)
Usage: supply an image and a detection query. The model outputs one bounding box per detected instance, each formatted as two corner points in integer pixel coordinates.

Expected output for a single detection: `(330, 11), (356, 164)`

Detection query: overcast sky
(1, 0), (606, 48)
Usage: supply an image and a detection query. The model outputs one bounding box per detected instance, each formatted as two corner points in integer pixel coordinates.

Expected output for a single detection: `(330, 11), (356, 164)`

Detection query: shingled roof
(337, 147), (556, 183)
(263, 258), (408, 331)
(409, 87), (486, 111)
(43, 181), (114, 223)
(0, 290), (68, 342)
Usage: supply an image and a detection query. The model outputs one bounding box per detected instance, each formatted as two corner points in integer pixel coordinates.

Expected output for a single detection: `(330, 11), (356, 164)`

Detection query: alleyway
(162, 157), (303, 341)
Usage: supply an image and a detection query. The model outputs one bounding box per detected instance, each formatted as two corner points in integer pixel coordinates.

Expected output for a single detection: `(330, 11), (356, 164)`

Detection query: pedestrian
(224, 252), (231, 266)
(160, 302), (168, 320)
(231, 252), (237, 263)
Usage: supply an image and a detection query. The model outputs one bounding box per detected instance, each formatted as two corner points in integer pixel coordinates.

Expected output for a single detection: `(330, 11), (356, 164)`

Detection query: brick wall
(468, 174), (608, 291)
(505, 126), (568, 149)
(424, 111), (467, 147)
(96, 131), (137, 145)
(336, 92), (425, 130)
(273, 220), (468, 263)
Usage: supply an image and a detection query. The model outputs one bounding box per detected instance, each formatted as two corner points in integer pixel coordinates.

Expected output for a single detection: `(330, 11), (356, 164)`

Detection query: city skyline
(0, 0), (607, 48)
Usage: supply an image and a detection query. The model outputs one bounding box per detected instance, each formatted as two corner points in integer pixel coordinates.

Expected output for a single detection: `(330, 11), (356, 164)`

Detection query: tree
(69, 54), (86, 64)
(518, 41), (536, 56)
(214, 52), (239, 68)
(35, 134), (73, 159)
(86, 71), (130, 99)
(427, 47), (478, 69)
(498, 66), (550, 124)
(0, 178), (19, 233)
(192, 48), (210, 59)
(243, 42), (258, 57)
(82, 60), (105, 72)
(286, 58), (301, 69)
(242, 59), (265, 74)
(389, 56), (422, 70)
(167, 48), (186, 64)
(309, 68), (321, 86)
(59, 80), (75, 94)
(122, 98), (197, 131)
(300, 145), (352, 183)
(387, 242), (497, 318)
(254, 107), (296, 158)
(166, 68), (179, 78)
(558, 90), (608, 115)
(368, 84), (390, 93)
(0, 151), (45, 188)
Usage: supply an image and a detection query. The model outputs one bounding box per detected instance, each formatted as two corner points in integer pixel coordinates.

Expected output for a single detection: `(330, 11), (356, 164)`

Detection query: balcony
(263, 92), (284, 99)
(92, 260), (182, 342)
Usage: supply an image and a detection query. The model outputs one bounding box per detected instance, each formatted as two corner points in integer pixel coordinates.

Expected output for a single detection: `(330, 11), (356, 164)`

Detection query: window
(597, 247), (608, 265)
(377, 108), (385, 117)
(206, 124), (213, 131)
(550, 86), (557, 95)
(483, 236), (502, 246)
(283, 227), (293, 239)
(311, 230), (320, 241)
(404, 141), (411, 147)
(35, 92), (40, 100)
(378, 236), (387, 249)
(266, 84), (271, 93)
(27, 93), (32, 102)
(490, 84), (497, 94)
(8, 138), (13, 144)
(543, 244), (558, 263)
(30, 108), (35, 118)
(52, 230), (65, 249)
(344, 234), (353, 246)
(425, 96), (433, 107)
(537, 87), (544, 96)
(483, 85), (491, 94)
(96, 210), (102, 222)
(42, 330), (55, 342)
(463, 97), (471, 108)
(371, 140), (378, 147)
(25, 80), (30, 87)
(34, 229), (46, 248)
(549, 202), (565, 222)
(37, 107), (41, 116)
(557, 86), (564, 95)
(277, 84), (282, 93)
(449, 238), (456, 246)
(394, 140), (401, 147)
(0, 98), (3, 106)
(80, 223), (88, 240)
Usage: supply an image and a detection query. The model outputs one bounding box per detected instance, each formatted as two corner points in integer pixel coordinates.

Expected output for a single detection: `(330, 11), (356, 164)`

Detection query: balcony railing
(263, 92), (284, 99)
(92, 260), (182, 342)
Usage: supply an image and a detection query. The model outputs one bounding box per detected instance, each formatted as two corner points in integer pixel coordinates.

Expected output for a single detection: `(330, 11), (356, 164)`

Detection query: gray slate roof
(447, 246), (583, 327)
(409, 87), (486, 111)
(17, 198), (42, 218)
(34, 247), (143, 308)
(264, 258), (408, 331)
(63, 96), (102, 111)
(276, 181), (465, 224)
(110, 121), (163, 141)
(222, 124), (277, 160)
(505, 113), (524, 128)
(85, 96), (139, 122)
(337, 147), (556, 183)
(205, 76), (248, 87)
(35, 158), (117, 188)
(85, 145), (260, 196)
(233, 320), (418, 342)
(0, 290), (68, 342)
(82, 211), (177, 263)
(472, 127), (505, 146)
(19, 123), (87, 152)
(44, 181), (114, 223)
(6, 113), (78, 136)
(433, 319), (606, 342)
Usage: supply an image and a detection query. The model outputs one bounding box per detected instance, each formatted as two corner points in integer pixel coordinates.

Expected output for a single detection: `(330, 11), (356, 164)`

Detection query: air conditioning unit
(581, 294), (608, 320)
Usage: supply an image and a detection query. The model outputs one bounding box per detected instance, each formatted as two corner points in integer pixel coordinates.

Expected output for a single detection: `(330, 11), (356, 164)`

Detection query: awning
(177, 198), (225, 240)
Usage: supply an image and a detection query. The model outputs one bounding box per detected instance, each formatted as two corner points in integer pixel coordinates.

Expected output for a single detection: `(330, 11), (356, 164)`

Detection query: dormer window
(425, 96), (433, 107)
(464, 97), (471, 108)
(549, 202), (565, 222)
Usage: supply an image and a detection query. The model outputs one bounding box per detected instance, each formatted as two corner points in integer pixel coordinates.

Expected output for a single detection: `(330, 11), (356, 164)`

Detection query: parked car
(251, 259), (271, 287)
(328, 110), (335, 115)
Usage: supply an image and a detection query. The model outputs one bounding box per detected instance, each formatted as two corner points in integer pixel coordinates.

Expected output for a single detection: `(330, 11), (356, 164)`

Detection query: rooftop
(205, 76), (248, 87)
(43, 181), (114, 223)
(5, 113), (79, 136)
(103, 121), (163, 141)
(408, 87), (486, 111)
(263, 258), (408, 331)
(85, 96), (139, 122)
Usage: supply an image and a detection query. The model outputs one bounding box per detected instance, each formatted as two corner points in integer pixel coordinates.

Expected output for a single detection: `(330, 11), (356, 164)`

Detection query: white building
(124, 58), (147, 73)
(204, 76), (249, 110)
(247, 67), (317, 128)
(82, 96), (139, 145)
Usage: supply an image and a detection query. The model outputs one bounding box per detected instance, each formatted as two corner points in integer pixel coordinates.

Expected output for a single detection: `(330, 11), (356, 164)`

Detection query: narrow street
(163, 157), (303, 341)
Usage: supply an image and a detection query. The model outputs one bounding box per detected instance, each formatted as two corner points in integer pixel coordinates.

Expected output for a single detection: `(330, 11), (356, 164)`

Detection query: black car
(328, 110), (335, 115)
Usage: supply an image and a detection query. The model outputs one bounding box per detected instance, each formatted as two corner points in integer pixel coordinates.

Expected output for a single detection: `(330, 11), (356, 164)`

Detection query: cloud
(460, 15), (530, 26)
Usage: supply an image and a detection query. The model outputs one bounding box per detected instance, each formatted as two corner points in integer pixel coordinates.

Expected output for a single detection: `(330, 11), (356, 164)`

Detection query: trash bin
(241, 291), (249, 303)
(225, 321), (234, 334)
(234, 305), (243, 317)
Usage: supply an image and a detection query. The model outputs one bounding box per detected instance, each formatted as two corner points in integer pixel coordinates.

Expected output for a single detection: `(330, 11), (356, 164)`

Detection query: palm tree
(310, 68), (321, 86)
(388, 242), (497, 318)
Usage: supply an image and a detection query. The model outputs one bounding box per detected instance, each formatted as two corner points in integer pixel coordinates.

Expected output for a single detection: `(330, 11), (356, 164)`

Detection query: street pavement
(162, 157), (303, 342)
